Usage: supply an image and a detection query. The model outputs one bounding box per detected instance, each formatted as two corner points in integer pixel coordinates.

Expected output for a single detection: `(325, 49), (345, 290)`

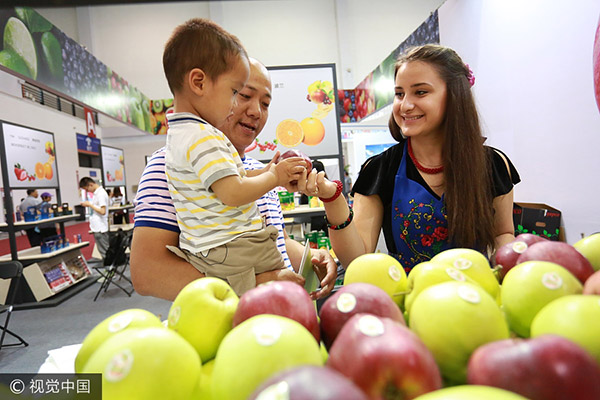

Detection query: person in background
(19, 189), (42, 247)
(111, 187), (125, 225)
(38, 192), (58, 241)
(130, 57), (337, 301)
(79, 177), (110, 260)
(300, 44), (520, 274)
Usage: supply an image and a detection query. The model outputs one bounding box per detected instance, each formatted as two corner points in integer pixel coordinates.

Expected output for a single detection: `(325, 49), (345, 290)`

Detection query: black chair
(0, 261), (28, 349)
(93, 229), (134, 301)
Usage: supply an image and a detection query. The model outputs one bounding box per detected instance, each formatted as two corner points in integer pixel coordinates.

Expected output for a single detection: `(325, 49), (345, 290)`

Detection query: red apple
(233, 281), (320, 343)
(318, 282), (405, 349)
(248, 365), (368, 400)
(516, 241), (595, 284)
(467, 335), (600, 400)
(277, 149), (313, 186)
(310, 90), (327, 104)
(495, 234), (548, 280)
(327, 314), (442, 399)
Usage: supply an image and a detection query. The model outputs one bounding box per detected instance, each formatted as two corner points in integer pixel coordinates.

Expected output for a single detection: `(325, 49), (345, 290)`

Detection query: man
(38, 192), (58, 241)
(19, 189), (42, 246)
(79, 177), (110, 259)
(131, 58), (337, 301)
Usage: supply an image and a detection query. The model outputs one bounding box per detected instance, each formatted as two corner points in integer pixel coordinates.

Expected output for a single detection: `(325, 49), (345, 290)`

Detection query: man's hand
(256, 268), (305, 287)
(309, 248), (338, 300)
(81, 201), (91, 207)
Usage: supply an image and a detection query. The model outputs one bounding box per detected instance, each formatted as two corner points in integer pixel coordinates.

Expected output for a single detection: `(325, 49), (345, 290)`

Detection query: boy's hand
(272, 156), (306, 188)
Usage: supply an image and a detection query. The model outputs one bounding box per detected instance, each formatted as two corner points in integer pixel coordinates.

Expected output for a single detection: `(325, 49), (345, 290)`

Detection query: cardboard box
(513, 202), (564, 241)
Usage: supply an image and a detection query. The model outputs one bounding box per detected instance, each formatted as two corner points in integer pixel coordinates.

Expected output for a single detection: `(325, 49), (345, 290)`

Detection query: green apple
(574, 233), (600, 271)
(75, 308), (163, 373)
(344, 253), (407, 307)
(83, 327), (201, 400)
(409, 281), (509, 384)
(168, 277), (239, 363)
(501, 261), (583, 337)
(190, 359), (215, 400)
(531, 294), (600, 363)
(431, 248), (501, 304)
(404, 261), (478, 317)
(211, 314), (323, 400)
(413, 385), (528, 400)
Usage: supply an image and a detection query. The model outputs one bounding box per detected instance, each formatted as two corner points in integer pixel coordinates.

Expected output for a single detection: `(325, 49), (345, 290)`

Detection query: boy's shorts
(167, 225), (285, 295)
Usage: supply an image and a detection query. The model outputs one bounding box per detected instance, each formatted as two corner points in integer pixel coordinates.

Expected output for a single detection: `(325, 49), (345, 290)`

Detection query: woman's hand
(309, 248), (338, 300)
(297, 168), (337, 199)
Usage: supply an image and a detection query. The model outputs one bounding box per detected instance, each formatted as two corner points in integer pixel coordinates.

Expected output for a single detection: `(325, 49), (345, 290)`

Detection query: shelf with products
(0, 214), (81, 231)
(0, 241), (89, 262)
(21, 248), (93, 302)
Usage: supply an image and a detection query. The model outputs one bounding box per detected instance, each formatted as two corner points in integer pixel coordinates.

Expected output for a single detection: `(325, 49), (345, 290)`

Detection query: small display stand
(0, 120), (94, 309)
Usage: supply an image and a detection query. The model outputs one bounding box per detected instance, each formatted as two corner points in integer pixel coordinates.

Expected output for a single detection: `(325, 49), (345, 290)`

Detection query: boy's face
(201, 55), (250, 128)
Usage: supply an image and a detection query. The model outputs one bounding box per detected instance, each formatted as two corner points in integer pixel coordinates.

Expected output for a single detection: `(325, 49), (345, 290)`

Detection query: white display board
(101, 145), (125, 187)
(0, 122), (58, 189)
(251, 64), (342, 163)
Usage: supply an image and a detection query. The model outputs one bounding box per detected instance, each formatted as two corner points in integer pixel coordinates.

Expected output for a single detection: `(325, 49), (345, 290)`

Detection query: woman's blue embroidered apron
(390, 141), (453, 274)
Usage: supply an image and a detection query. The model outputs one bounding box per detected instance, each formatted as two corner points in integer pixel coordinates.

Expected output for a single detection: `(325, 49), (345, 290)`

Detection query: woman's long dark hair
(390, 44), (495, 252)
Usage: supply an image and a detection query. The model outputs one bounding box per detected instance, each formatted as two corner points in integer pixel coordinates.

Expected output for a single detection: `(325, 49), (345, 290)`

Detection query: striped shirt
(134, 134), (292, 269)
(165, 113), (262, 253)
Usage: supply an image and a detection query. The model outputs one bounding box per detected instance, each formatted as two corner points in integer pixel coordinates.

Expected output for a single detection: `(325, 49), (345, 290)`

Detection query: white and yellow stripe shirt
(165, 113), (263, 253)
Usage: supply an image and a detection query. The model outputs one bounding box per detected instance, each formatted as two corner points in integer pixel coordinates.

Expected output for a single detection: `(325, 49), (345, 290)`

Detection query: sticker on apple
(512, 241), (529, 253)
(457, 285), (481, 304)
(253, 321), (282, 346)
(541, 272), (563, 290)
(168, 306), (181, 327)
(255, 381), (290, 400)
(453, 258), (473, 270)
(446, 267), (466, 282)
(108, 314), (133, 333)
(358, 315), (385, 337)
(336, 293), (357, 313)
(388, 265), (402, 281)
(105, 349), (134, 382)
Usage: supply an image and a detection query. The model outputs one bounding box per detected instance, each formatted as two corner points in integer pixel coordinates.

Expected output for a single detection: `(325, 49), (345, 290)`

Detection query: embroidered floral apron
(390, 141), (453, 273)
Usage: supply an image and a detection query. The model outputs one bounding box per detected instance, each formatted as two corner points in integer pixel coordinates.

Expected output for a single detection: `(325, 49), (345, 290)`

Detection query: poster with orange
(1, 121), (58, 188)
(101, 145), (125, 187)
(249, 64), (342, 161)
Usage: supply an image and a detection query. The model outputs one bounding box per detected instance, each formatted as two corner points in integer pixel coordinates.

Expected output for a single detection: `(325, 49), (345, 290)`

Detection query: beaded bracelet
(327, 207), (354, 230)
(319, 180), (343, 203)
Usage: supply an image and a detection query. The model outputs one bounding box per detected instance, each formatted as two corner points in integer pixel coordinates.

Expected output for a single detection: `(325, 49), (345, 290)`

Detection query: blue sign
(76, 133), (100, 155)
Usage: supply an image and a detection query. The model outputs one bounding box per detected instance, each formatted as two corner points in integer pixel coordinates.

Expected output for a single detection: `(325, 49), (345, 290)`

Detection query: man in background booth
(79, 177), (110, 260)
(19, 189), (42, 247)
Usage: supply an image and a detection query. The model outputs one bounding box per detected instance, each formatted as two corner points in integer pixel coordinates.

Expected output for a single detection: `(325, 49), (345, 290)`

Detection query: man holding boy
(131, 56), (336, 300)
(161, 19), (310, 295)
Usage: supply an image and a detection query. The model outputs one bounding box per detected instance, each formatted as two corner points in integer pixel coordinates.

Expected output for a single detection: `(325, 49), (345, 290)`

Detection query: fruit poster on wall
(0, 7), (152, 134)
(253, 64), (342, 161)
(0, 121), (57, 188)
(101, 145), (125, 187)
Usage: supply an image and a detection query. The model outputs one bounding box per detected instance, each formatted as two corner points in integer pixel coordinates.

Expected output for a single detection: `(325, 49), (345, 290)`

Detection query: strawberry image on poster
(594, 15), (600, 113)
(14, 163), (28, 181)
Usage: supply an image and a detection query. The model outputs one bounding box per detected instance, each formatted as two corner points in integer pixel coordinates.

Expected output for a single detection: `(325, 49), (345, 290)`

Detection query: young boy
(162, 18), (306, 295)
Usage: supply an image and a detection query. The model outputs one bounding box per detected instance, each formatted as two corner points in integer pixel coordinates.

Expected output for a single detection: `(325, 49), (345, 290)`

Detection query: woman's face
(392, 61), (447, 139)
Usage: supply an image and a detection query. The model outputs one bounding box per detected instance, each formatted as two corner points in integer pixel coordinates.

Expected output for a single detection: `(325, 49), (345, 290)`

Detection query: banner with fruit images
(0, 7), (152, 134)
(251, 64), (341, 160)
(347, 10), (440, 122)
(101, 145), (125, 187)
(1, 121), (57, 188)
(149, 98), (174, 135)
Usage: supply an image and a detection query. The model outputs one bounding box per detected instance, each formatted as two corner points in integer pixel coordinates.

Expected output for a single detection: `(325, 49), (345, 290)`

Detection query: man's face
(32, 190), (38, 198)
(218, 60), (272, 155)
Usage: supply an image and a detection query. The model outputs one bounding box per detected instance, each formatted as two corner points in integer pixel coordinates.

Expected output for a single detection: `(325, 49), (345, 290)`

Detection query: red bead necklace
(407, 138), (444, 175)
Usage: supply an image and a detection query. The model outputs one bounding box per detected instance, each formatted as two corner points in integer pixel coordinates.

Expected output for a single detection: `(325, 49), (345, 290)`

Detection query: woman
(303, 44), (520, 273)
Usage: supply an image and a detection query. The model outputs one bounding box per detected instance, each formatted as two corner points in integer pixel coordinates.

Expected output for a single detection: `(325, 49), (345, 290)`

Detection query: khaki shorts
(167, 225), (284, 296)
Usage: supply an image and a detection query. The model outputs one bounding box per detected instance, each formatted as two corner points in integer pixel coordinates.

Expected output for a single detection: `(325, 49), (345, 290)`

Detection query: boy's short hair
(79, 177), (95, 189)
(163, 18), (248, 94)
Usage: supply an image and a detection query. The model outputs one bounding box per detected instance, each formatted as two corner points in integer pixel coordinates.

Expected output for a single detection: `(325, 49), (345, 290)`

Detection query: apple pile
(74, 233), (600, 400)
